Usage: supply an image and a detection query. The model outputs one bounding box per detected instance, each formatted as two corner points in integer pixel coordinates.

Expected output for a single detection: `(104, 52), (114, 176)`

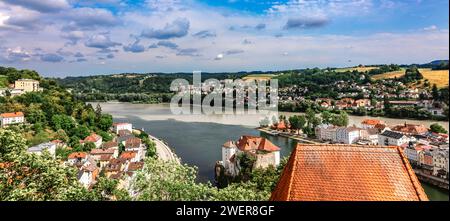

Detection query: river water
(95, 102), (449, 201)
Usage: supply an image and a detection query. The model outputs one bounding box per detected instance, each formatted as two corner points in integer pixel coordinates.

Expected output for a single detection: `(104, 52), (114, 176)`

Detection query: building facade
(14, 79), (40, 92)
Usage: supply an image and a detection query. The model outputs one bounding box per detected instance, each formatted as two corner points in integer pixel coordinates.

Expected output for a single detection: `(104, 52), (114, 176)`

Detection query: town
(216, 114), (449, 190)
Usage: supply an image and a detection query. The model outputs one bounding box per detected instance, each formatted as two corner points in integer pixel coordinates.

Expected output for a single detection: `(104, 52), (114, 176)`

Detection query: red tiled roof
(83, 133), (101, 143)
(102, 141), (118, 149)
(51, 140), (63, 144)
(392, 124), (428, 135)
(362, 119), (383, 126)
(277, 121), (287, 130)
(125, 137), (141, 148)
(236, 136), (280, 152)
(270, 144), (428, 201)
(90, 148), (115, 155)
(127, 162), (144, 171)
(223, 141), (235, 148)
(99, 154), (113, 161)
(119, 151), (137, 160)
(68, 152), (87, 159)
(0, 112), (24, 118)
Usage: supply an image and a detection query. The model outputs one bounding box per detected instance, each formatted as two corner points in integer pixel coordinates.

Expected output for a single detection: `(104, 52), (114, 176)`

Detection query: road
(148, 134), (180, 164)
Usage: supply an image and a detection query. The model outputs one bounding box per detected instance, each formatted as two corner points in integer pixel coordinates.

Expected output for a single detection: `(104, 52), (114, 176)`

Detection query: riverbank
(97, 102), (449, 200)
(257, 127), (319, 144)
(148, 134), (180, 164)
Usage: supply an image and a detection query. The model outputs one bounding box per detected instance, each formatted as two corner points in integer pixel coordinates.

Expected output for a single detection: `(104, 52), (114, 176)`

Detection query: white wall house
(27, 142), (56, 158)
(336, 127), (361, 144)
(404, 146), (421, 166)
(0, 112), (25, 127)
(433, 149), (449, 178)
(378, 130), (409, 146)
(113, 123), (133, 134)
(221, 141), (239, 177)
(315, 124), (337, 141)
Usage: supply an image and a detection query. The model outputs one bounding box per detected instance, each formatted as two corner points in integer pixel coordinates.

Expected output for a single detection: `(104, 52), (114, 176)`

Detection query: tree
(288, 115), (301, 134)
(97, 131), (113, 142)
(332, 111), (349, 127)
(432, 84), (439, 100)
(130, 158), (269, 201)
(98, 114), (113, 131)
(51, 114), (75, 131)
(95, 104), (103, 120)
(91, 177), (131, 201)
(321, 111), (332, 124)
(298, 115), (307, 132)
(73, 125), (90, 139)
(0, 129), (94, 201)
(82, 142), (96, 152)
(429, 123), (448, 134)
(130, 158), (214, 201)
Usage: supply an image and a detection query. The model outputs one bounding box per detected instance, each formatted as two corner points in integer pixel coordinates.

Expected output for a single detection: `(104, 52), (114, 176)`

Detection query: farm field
(419, 68), (449, 88)
(335, 66), (379, 73)
(371, 69), (406, 80)
(242, 74), (277, 81)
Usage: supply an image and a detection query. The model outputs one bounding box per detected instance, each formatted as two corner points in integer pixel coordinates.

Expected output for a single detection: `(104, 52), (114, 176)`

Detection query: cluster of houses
(314, 119), (449, 179)
(219, 135), (281, 177)
(25, 122), (148, 188)
(0, 78), (41, 97)
(278, 79), (447, 118)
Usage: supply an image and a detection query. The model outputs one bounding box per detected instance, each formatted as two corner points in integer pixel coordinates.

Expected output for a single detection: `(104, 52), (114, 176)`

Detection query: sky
(0, 0), (448, 77)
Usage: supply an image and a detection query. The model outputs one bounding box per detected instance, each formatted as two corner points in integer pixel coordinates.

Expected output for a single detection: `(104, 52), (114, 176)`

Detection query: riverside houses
(378, 130), (410, 146)
(270, 144), (428, 201)
(220, 136), (281, 177)
(112, 122), (133, 134)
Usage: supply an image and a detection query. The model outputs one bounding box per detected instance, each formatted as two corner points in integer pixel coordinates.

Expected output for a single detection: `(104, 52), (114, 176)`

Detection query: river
(95, 102), (449, 201)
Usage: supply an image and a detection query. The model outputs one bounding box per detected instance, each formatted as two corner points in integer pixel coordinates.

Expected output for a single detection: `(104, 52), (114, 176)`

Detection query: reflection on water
(114, 116), (297, 182)
(97, 102), (449, 201)
(421, 182), (449, 201)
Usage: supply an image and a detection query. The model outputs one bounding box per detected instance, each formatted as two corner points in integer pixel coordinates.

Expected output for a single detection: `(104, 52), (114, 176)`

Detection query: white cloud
(423, 25), (438, 31)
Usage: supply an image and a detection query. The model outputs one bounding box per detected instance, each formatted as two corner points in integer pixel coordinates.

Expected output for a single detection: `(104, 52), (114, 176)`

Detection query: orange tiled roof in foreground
(270, 144), (428, 201)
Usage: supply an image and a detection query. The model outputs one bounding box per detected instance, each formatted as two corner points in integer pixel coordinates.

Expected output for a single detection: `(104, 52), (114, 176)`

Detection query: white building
(221, 141), (240, 177)
(378, 130), (409, 146)
(80, 133), (103, 148)
(67, 152), (88, 165)
(113, 123), (133, 134)
(77, 157), (99, 188)
(433, 149), (449, 178)
(0, 112), (25, 127)
(14, 79), (40, 92)
(315, 124), (337, 141)
(403, 144), (422, 166)
(221, 136), (280, 177)
(27, 142), (56, 158)
(336, 127), (361, 144)
(360, 128), (379, 145)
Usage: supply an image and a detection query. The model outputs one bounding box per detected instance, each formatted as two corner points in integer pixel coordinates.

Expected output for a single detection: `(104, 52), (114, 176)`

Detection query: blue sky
(0, 0), (448, 76)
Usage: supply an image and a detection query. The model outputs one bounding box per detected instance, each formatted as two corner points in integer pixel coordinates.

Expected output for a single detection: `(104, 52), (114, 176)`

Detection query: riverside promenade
(148, 134), (181, 164)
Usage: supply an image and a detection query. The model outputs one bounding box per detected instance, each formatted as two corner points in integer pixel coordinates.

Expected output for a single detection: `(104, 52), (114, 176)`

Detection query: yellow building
(14, 79), (40, 92)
